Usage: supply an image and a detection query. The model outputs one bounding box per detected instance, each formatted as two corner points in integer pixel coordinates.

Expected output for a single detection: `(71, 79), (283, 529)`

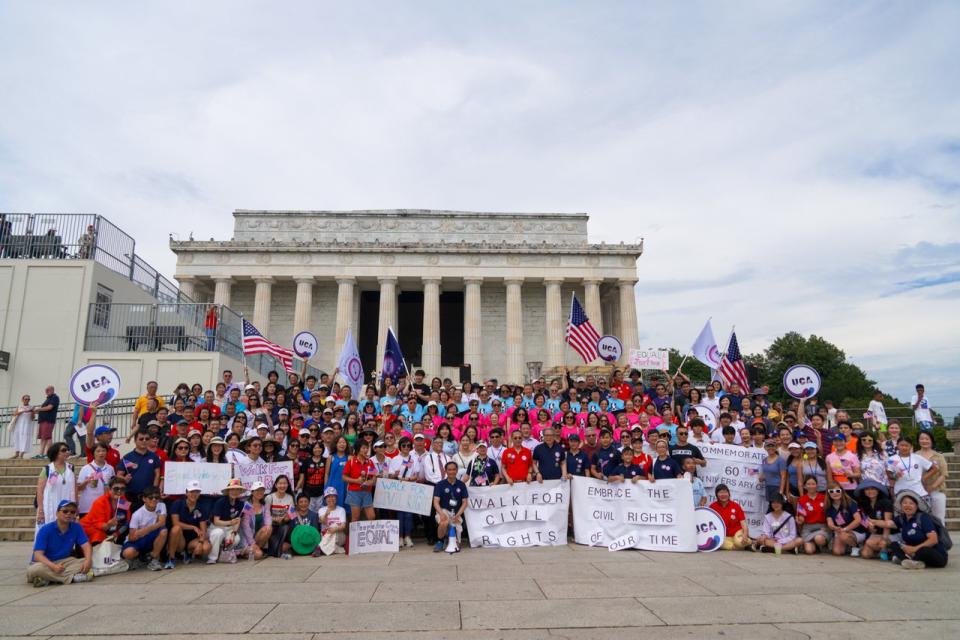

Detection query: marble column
(421, 277), (442, 375)
(376, 276), (398, 366)
(618, 278), (639, 364)
(544, 278), (564, 370)
(252, 277), (273, 335)
(463, 277), (483, 378)
(177, 276), (196, 302)
(212, 277), (232, 307)
(293, 278), (314, 335)
(334, 277), (356, 358)
(505, 278), (524, 383)
(583, 278), (603, 336)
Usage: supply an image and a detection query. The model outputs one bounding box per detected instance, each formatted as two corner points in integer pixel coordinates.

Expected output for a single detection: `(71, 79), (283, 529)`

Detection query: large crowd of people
(24, 367), (950, 586)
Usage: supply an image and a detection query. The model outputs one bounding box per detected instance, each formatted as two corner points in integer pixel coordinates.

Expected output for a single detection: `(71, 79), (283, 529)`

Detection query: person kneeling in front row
(890, 493), (949, 569)
(433, 461), (469, 553)
(710, 484), (752, 550)
(27, 499), (93, 587)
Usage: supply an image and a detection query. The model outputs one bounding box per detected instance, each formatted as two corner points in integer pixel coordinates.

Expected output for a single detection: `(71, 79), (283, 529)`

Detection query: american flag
(565, 294), (601, 363)
(242, 318), (294, 373)
(719, 331), (750, 392)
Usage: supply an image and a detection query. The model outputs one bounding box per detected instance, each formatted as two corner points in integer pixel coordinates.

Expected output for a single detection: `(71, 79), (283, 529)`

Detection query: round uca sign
(292, 331), (319, 359)
(692, 404), (719, 433)
(597, 335), (623, 362)
(783, 364), (821, 399)
(69, 364), (121, 407)
(695, 507), (726, 552)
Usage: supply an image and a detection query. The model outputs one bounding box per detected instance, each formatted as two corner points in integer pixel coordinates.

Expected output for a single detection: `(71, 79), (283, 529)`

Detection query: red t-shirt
(797, 493), (827, 525)
(343, 457), (377, 492)
(501, 447), (532, 481)
(196, 403), (222, 419)
(710, 500), (746, 536)
(632, 452), (653, 475)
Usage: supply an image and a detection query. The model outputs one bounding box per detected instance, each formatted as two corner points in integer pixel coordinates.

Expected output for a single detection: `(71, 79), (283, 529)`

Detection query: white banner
(571, 477), (697, 552)
(628, 348), (669, 371)
(163, 462), (233, 495)
(698, 442), (767, 531)
(373, 478), (433, 516)
(464, 480), (569, 548)
(234, 460), (294, 492)
(349, 519), (400, 555)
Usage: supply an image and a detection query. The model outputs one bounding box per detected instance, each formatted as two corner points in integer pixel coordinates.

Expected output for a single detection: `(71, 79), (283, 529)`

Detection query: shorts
(123, 528), (161, 555)
(345, 490), (373, 509)
(182, 529), (199, 545)
(38, 421), (55, 440)
(800, 523), (830, 543)
(764, 485), (783, 502)
(851, 531), (866, 545)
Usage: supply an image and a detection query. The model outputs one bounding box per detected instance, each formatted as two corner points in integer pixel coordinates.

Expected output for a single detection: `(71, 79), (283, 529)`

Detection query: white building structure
(171, 210), (642, 383)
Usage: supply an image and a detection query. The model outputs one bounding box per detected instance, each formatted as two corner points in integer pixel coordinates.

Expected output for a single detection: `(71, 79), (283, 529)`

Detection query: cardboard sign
(783, 364), (821, 399)
(628, 348), (669, 371)
(69, 364), (121, 407)
(234, 460), (294, 492)
(597, 336), (623, 362)
(293, 331), (319, 359)
(349, 519), (400, 555)
(465, 480), (569, 548)
(571, 477), (697, 552)
(163, 462), (232, 495)
(373, 478), (433, 516)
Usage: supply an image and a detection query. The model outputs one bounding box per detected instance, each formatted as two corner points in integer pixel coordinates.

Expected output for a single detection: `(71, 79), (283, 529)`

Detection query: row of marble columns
(186, 275), (639, 382)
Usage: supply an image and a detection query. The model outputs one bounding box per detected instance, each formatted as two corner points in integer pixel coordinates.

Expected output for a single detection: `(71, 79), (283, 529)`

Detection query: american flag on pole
(565, 293), (601, 363)
(242, 318), (294, 373)
(718, 331), (750, 392)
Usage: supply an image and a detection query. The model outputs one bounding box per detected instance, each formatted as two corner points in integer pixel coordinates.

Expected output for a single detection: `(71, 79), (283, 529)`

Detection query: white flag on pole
(691, 319), (723, 369)
(337, 328), (365, 393)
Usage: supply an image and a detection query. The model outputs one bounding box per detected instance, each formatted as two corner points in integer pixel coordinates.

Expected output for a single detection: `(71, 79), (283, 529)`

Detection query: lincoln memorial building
(171, 210), (642, 383)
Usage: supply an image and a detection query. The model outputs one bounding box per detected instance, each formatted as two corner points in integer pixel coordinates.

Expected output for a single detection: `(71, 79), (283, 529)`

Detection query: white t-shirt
(701, 396), (720, 414)
(710, 428), (742, 445)
(317, 505), (346, 534)
(388, 453), (421, 480)
(77, 462), (115, 513)
(889, 453), (933, 497)
(868, 400), (887, 425)
(911, 395), (933, 423)
(130, 502), (167, 531)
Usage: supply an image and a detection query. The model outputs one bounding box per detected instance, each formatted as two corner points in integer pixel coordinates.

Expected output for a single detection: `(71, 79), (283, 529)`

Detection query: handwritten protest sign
(465, 479), (569, 548)
(628, 348), (669, 371)
(163, 462), (232, 495)
(698, 442), (767, 531)
(571, 476), (696, 552)
(373, 478), (433, 516)
(349, 519), (400, 555)
(234, 460), (293, 492)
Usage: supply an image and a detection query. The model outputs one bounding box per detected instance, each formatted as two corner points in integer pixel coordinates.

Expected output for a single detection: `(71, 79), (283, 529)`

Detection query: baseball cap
(788, 442), (801, 449)
(321, 426), (334, 434)
(278, 408), (289, 415)
(323, 486), (339, 497)
(244, 384), (256, 391)
(802, 442), (817, 450)
(413, 434), (426, 440)
(476, 441), (488, 449)
(94, 425), (117, 437)
(567, 433), (581, 441)
(249, 481), (266, 492)
(185, 480), (202, 493)
(373, 440), (385, 448)
(57, 499), (78, 511)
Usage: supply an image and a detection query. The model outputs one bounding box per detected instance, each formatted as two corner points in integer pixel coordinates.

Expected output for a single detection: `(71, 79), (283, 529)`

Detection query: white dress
(40, 462), (77, 527)
(11, 406), (34, 454)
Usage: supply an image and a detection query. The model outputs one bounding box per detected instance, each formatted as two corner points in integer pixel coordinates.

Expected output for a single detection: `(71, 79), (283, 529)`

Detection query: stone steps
(0, 527), (34, 542)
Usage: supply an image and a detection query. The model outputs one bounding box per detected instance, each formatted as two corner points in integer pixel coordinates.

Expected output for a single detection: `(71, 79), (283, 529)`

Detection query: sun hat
(855, 479), (889, 498)
(221, 478), (246, 494)
(290, 524), (322, 555)
(895, 489), (929, 514)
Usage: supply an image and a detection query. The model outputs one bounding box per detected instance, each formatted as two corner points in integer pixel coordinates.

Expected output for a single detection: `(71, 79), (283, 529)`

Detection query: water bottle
(249, 546), (256, 564)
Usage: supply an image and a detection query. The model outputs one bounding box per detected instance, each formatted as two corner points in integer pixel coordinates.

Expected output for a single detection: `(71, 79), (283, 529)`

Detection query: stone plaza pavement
(0, 541), (957, 640)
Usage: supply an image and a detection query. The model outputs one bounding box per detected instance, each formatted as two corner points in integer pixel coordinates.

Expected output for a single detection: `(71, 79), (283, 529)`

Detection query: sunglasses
(111, 486), (125, 493)
(828, 489), (843, 494)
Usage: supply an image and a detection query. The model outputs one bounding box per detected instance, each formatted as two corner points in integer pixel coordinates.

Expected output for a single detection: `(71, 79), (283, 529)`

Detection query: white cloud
(1, 1), (959, 407)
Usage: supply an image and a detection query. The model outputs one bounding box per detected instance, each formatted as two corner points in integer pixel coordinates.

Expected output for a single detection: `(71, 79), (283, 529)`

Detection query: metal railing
(0, 397), (138, 449)
(0, 213), (191, 304)
(82, 301), (325, 380)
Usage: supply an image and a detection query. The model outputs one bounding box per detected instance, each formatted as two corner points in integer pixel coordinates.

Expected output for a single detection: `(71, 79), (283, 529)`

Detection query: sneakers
(403, 536), (414, 548)
(901, 559), (926, 570)
(206, 557), (218, 565)
(182, 553), (192, 565)
(163, 559), (176, 570)
(850, 546), (861, 558)
(433, 541), (444, 553)
(71, 572), (91, 583)
(280, 553), (292, 560)
(147, 559), (163, 571)
(891, 556), (902, 565)
(32, 576), (50, 588)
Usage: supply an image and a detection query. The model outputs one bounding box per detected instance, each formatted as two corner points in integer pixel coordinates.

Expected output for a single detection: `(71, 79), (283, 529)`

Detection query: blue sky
(1, 2), (958, 414)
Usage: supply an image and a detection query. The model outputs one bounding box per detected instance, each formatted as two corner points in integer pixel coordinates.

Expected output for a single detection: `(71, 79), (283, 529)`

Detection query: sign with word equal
(628, 348), (669, 371)
(349, 519), (400, 555)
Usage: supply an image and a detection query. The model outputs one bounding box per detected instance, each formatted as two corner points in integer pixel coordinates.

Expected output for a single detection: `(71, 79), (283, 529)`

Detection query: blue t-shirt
(38, 393), (60, 423)
(652, 457), (682, 479)
(896, 513), (946, 556)
(591, 446), (622, 477)
(433, 479), (469, 513)
(760, 456), (786, 490)
(121, 449), (161, 495)
(33, 521), (88, 562)
(610, 463), (646, 480)
(532, 442), (565, 480)
(174, 498), (209, 528)
(566, 450), (590, 477)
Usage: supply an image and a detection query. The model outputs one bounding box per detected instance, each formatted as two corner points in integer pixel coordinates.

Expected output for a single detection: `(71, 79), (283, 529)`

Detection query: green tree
(666, 348), (712, 382)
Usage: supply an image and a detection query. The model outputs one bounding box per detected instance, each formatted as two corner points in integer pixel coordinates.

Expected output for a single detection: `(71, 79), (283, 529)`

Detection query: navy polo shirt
(566, 450), (590, 477)
(121, 449), (161, 495)
(591, 445), (622, 477)
(32, 521), (87, 563)
(174, 498), (209, 528)
(212, 496), (245, 522)
(433, 479), (469, 513)
(652, 456), (682, 479)
(532, 442), (565, 480)
(610, 463), (646, 480)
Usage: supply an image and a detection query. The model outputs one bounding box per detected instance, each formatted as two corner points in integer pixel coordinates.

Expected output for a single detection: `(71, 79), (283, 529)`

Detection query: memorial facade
(171, 210), (642, 383)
